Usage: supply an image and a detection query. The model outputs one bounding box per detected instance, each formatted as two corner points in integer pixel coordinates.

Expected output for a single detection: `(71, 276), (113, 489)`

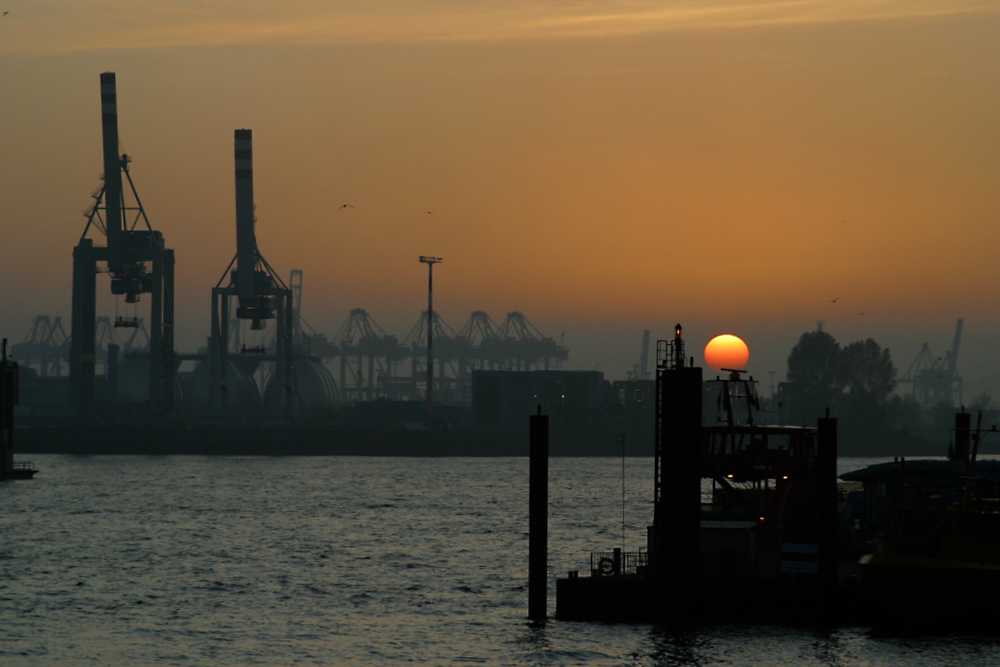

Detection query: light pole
(419, 256), (442, 423)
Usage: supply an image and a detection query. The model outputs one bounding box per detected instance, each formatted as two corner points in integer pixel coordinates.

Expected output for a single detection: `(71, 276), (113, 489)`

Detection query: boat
(555, 326), (845, 624)
(2, 461), (38, 480)
(857, 500), (1000, 609)
(841, 412), (1000, 622)
(1, 338), (38, 479)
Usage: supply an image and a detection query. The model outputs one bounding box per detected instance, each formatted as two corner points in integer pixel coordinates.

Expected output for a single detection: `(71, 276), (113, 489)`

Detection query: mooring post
(655, 364), (702, 598)
(529, 405), (549, 621)
(953, 411), (971, 462)
(816, 416), (839, 603)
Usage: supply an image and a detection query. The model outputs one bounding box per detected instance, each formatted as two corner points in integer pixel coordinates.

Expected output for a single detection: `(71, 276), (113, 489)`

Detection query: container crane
(627, 330), (651, 381)
(12, 316), (70, 377)
(899, 318), (964, 406)
(68, 72), (175, 409)
(944, 318), (964, 406)
(459, 311), (503, 371)
(209, 129), (292, 412)
(496, 312), (568, 371)
(331, 309), (407, 401)
(404, 310), (469, 403)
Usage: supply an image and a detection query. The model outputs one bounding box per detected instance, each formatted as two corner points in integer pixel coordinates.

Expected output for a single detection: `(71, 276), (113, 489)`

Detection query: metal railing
(589, 550), (648, 577)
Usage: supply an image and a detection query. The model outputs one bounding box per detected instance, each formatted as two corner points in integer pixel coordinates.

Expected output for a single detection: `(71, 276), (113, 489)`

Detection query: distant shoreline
(14, 422), (654, 457)
(14, 421), (946, 458)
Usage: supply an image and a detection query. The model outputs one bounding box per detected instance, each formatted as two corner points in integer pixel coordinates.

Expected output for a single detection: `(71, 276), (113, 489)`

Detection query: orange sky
(1, 1), (998, 395)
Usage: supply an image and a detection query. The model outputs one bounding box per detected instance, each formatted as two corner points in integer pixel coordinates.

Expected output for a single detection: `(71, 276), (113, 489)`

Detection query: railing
(589, 550), (648, 577)
(11, 461), (35, 471)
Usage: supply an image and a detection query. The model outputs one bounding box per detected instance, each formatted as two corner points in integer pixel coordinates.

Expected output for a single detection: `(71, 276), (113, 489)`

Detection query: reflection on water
(1, 455), (997, 665)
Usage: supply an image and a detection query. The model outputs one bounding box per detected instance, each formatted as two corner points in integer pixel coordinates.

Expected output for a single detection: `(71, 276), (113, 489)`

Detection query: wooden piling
(529, 406), (549, 621)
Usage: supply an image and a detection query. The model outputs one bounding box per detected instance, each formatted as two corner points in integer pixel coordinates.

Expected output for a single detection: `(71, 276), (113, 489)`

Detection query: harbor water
(2, 455), (999, 666)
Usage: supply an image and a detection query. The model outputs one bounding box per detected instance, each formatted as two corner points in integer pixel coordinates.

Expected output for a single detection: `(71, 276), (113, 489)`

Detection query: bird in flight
(339, 204), (355, 212)
(831, 297), (839, 303)
(3, 11), (9, 16)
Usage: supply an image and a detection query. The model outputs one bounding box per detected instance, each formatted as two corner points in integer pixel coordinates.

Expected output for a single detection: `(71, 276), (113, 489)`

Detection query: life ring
(597, 557), (616, 576)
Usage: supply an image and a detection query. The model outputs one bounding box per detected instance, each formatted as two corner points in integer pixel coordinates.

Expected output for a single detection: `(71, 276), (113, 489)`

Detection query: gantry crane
(496, 312), (568, 371)
(288, 269), (323, 355)
(899, 318), (964, 406)
(404, 310), (470, 402)
(12, 316), (70, 377)
(331, 309), (408, 401)
(209, 129), (293, 412)
(627, 330), (651, 381)
(69, 72), (175, 409)
(459, 311), (503, 371)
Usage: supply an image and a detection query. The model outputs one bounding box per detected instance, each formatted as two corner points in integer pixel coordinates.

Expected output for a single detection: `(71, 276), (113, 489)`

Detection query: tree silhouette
(841, 338), (896, 404)
(786, 330), (843, 423)
(970, 392), (998, 427)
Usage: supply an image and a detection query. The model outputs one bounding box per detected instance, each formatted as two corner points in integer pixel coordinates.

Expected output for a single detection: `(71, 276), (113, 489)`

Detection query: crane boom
(100, 72), (124, 273)
(947, 318), (963, 373)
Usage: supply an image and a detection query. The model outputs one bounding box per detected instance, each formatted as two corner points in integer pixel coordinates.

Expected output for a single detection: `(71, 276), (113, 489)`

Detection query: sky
(1, 0), (998, 398)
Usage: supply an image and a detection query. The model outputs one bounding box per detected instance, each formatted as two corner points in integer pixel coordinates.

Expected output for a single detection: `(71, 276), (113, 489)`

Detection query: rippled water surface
(2, 455), (999, 665)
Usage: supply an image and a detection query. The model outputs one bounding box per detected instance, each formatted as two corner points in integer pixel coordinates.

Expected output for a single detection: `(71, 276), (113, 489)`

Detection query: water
(2, 455), (999, 666)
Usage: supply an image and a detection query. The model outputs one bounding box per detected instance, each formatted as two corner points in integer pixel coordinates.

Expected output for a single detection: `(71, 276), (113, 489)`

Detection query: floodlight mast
(419, 256), (442, 423)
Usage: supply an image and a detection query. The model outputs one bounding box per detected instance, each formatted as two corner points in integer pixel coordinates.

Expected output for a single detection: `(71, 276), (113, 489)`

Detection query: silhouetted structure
(1, 339), (37, 479)
(495, 312), (568, 371)
(419, 256), (442, 422)
(841, 412), (1000, 625)
(12, 316), (70, 377)
(529, 407), (549, 620)
(404, 310), (470, 403)
(330, 309), (408, 402)
(209, 129), (292, 413)
(899, 318), (964, 407)
(290, 269), (305, 347)
(626, 329), (651, 381)
(69, 72), (175, 409)
(556, 325), (841, 623)
(472, 370), (604, 429)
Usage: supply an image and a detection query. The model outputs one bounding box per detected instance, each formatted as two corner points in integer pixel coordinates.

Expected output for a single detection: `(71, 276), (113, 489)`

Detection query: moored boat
(842, 412), (1000, 622)
(2, 338), (39, 479)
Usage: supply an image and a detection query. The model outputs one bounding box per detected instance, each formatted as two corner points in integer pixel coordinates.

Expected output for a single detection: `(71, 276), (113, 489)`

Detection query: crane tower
(69, 72), (175, 409)
(209, 129), (293, 412)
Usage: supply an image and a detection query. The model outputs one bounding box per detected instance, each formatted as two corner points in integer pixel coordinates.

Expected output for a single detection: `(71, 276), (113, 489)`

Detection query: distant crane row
(53, 72), (567, 413)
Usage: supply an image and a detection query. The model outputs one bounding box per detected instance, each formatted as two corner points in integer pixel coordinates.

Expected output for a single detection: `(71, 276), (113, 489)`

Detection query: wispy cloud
(2, 0), (996, 54)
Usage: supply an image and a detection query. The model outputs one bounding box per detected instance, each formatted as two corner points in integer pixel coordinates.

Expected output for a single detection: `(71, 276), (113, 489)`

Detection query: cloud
(3, 0), (997, 55)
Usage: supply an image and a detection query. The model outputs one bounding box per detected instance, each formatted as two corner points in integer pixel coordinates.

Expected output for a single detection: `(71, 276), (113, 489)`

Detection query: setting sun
(704, 334), (750, 373)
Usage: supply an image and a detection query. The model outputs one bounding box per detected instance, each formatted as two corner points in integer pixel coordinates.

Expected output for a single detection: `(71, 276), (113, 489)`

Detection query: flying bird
(338, 204), (355, 212)
(831, 297), (839, 303)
